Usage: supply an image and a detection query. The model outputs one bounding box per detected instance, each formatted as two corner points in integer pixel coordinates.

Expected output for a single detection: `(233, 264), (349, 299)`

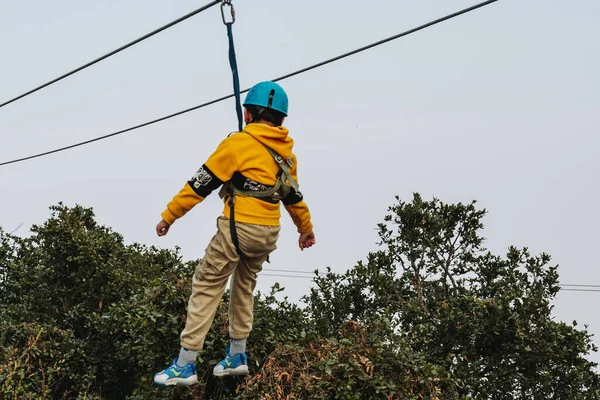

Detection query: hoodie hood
(244, 123), (294, 158)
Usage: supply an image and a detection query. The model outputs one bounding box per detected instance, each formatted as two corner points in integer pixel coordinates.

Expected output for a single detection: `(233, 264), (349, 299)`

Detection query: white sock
(176, 347), (198, 367)
(230, 338), (247, 356)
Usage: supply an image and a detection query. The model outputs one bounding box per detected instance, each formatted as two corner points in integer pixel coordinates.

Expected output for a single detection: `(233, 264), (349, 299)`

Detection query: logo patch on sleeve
(191, 167), (213, 188)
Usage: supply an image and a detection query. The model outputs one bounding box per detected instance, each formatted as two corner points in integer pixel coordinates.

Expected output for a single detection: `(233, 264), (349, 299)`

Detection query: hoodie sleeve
(282, 154), (313, 233)
(161, 137), (238, 225)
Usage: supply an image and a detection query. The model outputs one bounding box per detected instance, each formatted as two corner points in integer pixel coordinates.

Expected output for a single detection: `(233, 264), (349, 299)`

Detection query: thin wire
(0, 0), (499, 167)
(263, 268), (324, 275)
(560, 284), (600, 289)
(0, 0), (220, 109)
(560, 288), (600, 293)
(256, 278), (600, 289)
(261, 273), (315, 280)
(8, 223), (24, 235)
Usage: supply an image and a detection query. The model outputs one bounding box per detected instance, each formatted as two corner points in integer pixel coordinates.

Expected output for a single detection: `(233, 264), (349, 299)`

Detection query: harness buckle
(221, 0), (235, 25)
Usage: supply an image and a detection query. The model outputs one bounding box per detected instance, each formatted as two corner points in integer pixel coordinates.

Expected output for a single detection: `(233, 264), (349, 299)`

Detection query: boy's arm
(282, 154), (313, 234)
(160, 165), (224, 225)
(283, 193), (315, 250)
(160, 137), (238, 226)
(283, 196), (313, 234)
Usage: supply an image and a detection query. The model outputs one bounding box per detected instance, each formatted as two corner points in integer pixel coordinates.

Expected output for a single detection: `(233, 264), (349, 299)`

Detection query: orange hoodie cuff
(299, 222), (313, 234)
(161, 209), (177, 225)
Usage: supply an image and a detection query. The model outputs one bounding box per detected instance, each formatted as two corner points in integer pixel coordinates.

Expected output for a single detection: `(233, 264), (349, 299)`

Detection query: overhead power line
(264, 268), (324, 276)
(0, 0), (499, 167)
(560, 284), (600, 289)
(560, 287), (600, 293)
(256, 277), (600, 291)
(8, 223), (24, 235)
(0, 0), (220, 109)
(261, 273), (315, 280)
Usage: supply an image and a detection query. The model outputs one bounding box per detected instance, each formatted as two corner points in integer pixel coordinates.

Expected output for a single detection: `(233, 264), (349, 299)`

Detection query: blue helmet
(243, 81), (289, 116)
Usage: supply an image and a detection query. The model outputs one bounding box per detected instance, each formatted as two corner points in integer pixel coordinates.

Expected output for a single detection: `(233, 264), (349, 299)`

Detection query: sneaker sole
(155, 375), (199, 387)
(214, 365), (249, 377)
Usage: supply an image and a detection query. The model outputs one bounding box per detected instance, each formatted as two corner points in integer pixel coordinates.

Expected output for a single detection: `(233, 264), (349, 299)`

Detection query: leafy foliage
(305, 194), (600, 398)
(1, 195), (599, 399)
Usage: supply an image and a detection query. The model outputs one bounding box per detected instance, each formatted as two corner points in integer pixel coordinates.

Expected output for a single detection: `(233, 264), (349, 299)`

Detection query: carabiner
(221, 0), (235, 25)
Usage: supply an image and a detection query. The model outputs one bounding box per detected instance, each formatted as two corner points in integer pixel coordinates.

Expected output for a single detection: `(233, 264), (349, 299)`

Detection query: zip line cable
(0, 0), (499, 167)
(0, 0), (220, 109)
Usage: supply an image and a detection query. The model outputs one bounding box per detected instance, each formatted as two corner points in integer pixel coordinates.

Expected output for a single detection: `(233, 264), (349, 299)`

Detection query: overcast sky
(1, 0), (599, 362)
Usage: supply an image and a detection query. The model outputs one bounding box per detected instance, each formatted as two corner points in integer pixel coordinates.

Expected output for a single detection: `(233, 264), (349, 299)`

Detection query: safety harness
(218, 131), (298, 257)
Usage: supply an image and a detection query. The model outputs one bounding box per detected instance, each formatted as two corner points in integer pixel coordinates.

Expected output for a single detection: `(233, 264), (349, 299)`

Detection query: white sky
(1, 0), (599, 362)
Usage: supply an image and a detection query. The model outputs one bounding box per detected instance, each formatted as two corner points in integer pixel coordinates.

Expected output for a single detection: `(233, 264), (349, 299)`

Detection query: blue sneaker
(154, 358), (198, 386)
(213, 347), (249, 377)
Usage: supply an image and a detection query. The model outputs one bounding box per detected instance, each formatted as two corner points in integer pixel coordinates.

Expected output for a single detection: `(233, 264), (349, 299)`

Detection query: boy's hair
(245, 105), (285, 126)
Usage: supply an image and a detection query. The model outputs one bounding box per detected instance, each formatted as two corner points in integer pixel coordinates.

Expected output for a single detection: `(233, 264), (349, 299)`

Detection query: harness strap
(262, 143), (299, 193)
(223, 1), (243, 133)
(227, 185), (243, 257)
(219, 173), (283, 200)
(222, 0), (244, 257)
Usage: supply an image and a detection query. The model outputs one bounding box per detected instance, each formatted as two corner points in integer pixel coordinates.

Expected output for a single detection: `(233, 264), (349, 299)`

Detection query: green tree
(305, 193), (600, 398)
(2, 195), (599, 399)
(0, 203), (309, 399)
(0, 203), (193, 398)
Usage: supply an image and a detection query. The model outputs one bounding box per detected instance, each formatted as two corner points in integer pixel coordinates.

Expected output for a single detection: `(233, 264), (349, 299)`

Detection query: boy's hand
(299, 231), (316, 251)
(156, 219), (171, 237)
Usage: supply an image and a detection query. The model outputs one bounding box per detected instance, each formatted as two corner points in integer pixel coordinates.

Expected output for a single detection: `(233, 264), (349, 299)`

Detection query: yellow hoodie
(161, 123), (313, 233)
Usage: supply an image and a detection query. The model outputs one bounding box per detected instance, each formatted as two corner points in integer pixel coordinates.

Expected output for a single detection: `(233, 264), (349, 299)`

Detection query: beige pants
(180, 216), (280, 351)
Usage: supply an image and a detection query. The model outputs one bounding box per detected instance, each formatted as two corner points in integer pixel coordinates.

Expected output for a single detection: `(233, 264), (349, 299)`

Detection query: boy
(153, 81), (315, 386)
